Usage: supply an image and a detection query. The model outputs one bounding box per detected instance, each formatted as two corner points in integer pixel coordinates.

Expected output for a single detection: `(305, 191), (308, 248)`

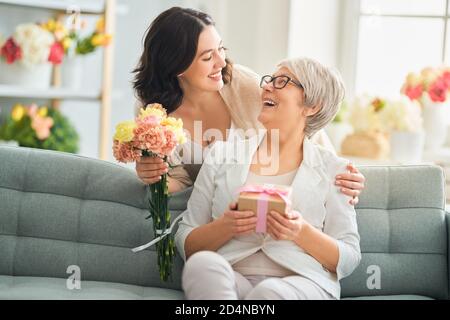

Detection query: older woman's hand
(335, 163), (365, 206)
(267, 210), (306, 242)
(219, 203), (258, 237)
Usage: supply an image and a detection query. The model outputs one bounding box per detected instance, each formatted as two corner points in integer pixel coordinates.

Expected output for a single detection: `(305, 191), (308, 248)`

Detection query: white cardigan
(174, 135), (361, 299)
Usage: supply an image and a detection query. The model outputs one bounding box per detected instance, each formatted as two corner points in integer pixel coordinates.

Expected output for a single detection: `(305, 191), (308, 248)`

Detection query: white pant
(182, 251), (334, 300)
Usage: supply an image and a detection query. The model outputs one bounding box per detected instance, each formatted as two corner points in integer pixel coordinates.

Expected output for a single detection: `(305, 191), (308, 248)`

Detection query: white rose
(13, 24), (54, 68)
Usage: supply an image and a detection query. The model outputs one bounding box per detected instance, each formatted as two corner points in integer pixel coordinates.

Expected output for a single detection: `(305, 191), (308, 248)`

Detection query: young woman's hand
(335, 163), (365, 205)
(267, 210), (306, 242)
(135, 156), (169, 184)
(218, 202), (258, 237)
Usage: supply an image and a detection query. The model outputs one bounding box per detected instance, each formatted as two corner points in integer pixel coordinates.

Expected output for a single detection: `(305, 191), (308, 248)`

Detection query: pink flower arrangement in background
(112, 103), (186, 282)
(401, 66), (450, 103)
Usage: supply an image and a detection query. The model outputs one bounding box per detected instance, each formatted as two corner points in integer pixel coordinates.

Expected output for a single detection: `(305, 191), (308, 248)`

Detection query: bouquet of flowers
(112, 103), (186, 282)
(401, 66), (450, 103)
(0, 103), (79, 152)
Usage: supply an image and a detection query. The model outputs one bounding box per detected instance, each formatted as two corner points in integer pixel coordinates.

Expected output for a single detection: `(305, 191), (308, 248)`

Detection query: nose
(214, 50), (227, 69)
(262, 80), (274, 92)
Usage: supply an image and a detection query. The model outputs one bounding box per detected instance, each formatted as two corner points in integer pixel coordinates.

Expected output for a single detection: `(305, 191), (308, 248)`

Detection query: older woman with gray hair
(175, 57), (361, 300)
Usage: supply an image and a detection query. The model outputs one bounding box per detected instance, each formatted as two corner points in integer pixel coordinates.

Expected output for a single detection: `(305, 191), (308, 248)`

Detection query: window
(349, 0), (450, 97)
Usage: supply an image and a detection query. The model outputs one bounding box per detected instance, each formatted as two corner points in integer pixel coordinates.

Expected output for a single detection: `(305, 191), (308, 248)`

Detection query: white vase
(0, 61), (52, 89)
(325, 122), (353, 154)
(421, 101), (448, 150)
(61, 56), (83, 90)
(390, 130), (424, 164)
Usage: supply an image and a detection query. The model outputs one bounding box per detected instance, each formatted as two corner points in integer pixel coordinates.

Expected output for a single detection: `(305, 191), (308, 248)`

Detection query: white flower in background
(347, 94), (385, 133)
(13, 23), (54, 68)
(380, 96), (423, 132)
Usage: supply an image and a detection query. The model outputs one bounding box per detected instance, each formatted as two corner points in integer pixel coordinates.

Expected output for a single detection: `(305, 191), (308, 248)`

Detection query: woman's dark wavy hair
(132, 7), (233, 113)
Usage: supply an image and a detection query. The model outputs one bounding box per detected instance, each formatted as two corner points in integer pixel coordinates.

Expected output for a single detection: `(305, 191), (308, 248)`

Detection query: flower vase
(421, 98), (448, 150)
(389, 130), (424, 163)
(61, 56), (83, 90)
(0, 61), (52, 89)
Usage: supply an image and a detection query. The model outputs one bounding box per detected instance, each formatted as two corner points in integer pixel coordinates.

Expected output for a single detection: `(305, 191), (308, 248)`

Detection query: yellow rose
(161, 117), (183, 129)
(91, 33), (112, 47)
(62, 37), (72, 50)
(139, 104), (167, 119)
(114, 121), (136, 142)
(38, 107), (48, 117)
(11, 104), (25, 122)
(96, 17), (105, 33)
(42, 19), (56, 32)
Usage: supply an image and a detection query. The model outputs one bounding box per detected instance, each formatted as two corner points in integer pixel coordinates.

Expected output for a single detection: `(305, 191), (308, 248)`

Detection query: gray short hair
(277, 57), (345, 138)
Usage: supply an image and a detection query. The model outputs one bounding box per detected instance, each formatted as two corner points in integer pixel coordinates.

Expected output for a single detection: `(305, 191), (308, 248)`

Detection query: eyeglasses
(259, 75), (303, 90)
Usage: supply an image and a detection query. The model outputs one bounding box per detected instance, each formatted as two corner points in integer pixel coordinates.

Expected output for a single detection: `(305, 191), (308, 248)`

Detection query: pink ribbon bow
(237, 185), (292, 233)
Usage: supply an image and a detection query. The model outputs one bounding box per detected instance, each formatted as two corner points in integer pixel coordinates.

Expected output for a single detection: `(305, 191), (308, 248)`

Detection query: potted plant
(0, 103), (79, 153)
(0, 23), (64, 88)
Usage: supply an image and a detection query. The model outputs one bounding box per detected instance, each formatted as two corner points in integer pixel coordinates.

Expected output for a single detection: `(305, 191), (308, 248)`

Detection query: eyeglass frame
(259, 74), (303, 90)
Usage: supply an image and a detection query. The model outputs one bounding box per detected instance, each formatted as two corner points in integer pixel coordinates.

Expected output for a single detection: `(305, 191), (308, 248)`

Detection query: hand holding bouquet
(113, 103), (186, 281)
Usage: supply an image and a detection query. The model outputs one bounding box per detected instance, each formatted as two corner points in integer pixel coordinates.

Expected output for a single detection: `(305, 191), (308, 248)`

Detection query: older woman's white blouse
(175, 136), (361, 299)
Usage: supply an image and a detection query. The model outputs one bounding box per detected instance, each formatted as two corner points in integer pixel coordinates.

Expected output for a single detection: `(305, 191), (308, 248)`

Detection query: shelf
(0, 0), (105, 13)
(0, 84), (100, 100)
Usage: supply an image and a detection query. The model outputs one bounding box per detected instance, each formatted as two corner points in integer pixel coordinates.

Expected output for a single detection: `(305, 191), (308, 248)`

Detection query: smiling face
(179, 25), (227, 92)
(259, 67), (320, 134)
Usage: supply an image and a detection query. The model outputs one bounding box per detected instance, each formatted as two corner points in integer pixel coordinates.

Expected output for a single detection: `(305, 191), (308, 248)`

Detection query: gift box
(237, 184), (292, 233)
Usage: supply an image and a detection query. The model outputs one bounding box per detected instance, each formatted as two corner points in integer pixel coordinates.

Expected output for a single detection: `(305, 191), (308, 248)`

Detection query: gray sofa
(0, 146), (448, 300)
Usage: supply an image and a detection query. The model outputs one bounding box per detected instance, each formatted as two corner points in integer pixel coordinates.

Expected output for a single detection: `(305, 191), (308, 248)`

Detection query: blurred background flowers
(0, 103), (79, 153)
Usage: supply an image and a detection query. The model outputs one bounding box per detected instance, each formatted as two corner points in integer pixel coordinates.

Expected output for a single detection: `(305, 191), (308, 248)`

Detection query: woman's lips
(208, 71), (222, 81)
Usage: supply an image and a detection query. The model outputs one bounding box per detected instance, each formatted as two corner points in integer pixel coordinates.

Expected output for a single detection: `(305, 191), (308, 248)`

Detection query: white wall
(184, 0), (291, 76)
(287, 0), (342, 68)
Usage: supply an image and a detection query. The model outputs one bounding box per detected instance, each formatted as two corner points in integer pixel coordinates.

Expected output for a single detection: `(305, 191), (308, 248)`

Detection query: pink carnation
(428, 77), (448, 102)
(132, 123), (166, 155)
(137, 115), (160, 126)
(48, 42), (64, 65)
(160, 129), (178, 156)
(113, 140), (141, 163)
(442, 71), (450, 88)
(404, 84), (423, 101)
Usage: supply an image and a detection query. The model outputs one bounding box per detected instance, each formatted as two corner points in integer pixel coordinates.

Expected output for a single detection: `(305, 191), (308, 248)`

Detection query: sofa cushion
(0, 276), (184, 300)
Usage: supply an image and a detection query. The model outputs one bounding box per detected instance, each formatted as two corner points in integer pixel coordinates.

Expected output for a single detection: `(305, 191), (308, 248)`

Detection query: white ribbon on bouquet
(131, 213), (185, 253)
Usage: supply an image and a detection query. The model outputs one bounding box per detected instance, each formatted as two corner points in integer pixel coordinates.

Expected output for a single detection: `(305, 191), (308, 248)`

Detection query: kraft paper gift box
(237, 184), (292, 233)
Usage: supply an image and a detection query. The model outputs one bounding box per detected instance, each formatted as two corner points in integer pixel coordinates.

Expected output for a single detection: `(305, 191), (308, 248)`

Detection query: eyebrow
(199, 40), (223, 57)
